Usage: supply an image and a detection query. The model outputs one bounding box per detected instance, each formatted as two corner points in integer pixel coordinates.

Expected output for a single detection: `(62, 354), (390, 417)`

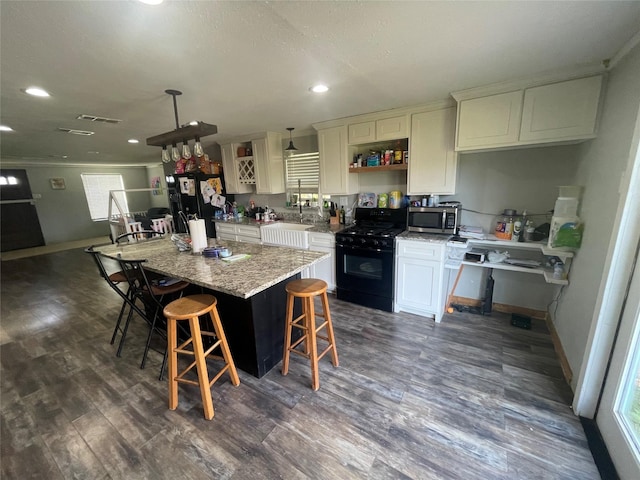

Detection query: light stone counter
(213, 217), (350, 235)
(397, 231), (452, 244)
(96, 238), (329, 299)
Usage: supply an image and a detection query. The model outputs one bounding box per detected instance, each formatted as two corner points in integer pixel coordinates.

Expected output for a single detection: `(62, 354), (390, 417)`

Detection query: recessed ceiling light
(24, 87), (50, 97)
(0, 125), (14, 131)
(310, 84), (329, 93)
(128, 139), (139, 144)
(138, 0), (163, 5)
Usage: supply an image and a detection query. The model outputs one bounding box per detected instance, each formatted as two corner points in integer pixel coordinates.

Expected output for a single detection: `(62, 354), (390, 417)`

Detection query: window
(285, 151), (327, 206)
(81, 173), (128, 221)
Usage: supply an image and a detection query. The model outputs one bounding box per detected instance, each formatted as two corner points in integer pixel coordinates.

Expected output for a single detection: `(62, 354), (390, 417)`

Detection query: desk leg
(445, 265), (465, 314)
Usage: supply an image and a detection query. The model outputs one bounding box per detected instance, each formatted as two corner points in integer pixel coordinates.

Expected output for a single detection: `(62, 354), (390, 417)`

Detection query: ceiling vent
(58, 127), (95, 136)
(76, 114), (122, 124)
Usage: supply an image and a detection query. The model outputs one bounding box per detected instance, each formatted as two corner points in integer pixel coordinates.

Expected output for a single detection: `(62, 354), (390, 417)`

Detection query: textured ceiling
(1, 0), (640, 167)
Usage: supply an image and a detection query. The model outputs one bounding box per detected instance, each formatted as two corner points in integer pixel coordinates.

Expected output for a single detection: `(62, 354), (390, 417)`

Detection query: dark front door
(1, 169), (45, 252)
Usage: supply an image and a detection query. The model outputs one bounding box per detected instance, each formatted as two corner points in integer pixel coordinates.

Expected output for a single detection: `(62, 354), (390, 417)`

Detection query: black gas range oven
(335, 207), (407, 312)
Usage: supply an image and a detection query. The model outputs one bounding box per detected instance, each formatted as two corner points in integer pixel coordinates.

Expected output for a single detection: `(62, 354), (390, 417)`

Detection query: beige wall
(555, 44), (640, 389)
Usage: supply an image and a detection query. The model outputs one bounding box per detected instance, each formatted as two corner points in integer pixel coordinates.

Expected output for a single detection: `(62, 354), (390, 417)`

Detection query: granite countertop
(397, 231), (452, 244)
(213, 217), (349, 235)
(96, 238), (329, 299)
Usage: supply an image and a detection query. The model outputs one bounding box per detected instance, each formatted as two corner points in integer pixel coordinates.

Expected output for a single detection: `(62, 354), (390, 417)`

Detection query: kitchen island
(96, 238), (329, 377)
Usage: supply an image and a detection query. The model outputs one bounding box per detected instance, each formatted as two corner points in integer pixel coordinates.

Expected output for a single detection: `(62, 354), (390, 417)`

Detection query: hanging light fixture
(146, 89), (218, 159)
(161, 145), (170, 163)
(171, 142), (180, 162)
(285, 127), (298, 151)
(193, 135), (204, 157)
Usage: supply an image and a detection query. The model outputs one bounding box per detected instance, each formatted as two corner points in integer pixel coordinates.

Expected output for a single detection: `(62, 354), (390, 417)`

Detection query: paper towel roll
(188, 219), (207, 254)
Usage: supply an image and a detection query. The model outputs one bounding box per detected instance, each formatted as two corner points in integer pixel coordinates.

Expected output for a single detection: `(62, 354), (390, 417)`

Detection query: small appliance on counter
(407, 204), (460, 235)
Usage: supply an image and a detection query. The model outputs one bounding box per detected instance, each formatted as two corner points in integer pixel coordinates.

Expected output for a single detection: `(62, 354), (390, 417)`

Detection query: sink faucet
(298, 179), (303, 223)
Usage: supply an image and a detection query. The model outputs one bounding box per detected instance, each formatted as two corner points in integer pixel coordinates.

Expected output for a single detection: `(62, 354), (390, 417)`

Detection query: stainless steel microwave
(407, 206), (459, 234)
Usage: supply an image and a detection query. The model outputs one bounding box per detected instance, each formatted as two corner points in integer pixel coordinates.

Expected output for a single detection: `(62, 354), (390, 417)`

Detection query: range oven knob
(359, 238), (367, 245)
(372, 239), (379, 247)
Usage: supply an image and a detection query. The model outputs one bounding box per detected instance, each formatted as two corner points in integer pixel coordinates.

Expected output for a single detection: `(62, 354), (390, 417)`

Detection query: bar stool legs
(282, 279), (338, 391)
(164, 294), (239, 420)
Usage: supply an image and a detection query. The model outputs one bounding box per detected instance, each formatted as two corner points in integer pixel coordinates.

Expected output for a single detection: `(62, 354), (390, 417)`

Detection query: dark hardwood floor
(0, 248), (600, 479)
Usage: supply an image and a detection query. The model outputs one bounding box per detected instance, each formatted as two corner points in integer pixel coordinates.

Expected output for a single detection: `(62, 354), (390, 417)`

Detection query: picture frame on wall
(50, 177), (66, 190)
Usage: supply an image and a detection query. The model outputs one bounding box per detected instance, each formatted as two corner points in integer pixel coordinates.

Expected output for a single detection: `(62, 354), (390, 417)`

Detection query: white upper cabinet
(220, 132), (285, 195)
(221, 143), (252, 194)
(408, 107), (457, 195)
(519, 75), (603, 142)
(456, 91), (523, 149)
(348, 115), (408, 144)
(318, 125), (359, 195)
(453, 74), (604, 152)
(253, 132), (285, 194)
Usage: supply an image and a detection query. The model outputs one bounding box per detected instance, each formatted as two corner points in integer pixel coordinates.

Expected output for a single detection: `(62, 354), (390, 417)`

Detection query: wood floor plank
(0, 248), (601, 479)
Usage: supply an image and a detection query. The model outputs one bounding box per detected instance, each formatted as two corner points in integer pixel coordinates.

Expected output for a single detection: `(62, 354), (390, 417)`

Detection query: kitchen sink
(261, 222), (313, 249)
(261, 222), (313, 231)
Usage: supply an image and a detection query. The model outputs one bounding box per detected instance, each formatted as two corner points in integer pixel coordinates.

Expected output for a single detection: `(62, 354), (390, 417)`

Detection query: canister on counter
(389, 191), (402, 209)
(378, 193), (388, 208)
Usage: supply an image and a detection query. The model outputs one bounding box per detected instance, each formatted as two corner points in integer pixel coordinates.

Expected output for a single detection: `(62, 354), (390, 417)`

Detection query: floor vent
(76, 114), (122, 124)
(57, 128), (95, 136)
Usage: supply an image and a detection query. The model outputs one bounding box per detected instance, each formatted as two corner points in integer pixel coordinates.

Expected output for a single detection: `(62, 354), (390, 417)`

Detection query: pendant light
(161, 145), (170, 163)
(146, 89), (218, 159)
(193, 135), (204, 157)
(285, 127), (298, 151)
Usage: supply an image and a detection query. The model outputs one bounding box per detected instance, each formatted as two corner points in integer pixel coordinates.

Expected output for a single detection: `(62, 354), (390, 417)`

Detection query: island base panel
(213, 274), (302, 378)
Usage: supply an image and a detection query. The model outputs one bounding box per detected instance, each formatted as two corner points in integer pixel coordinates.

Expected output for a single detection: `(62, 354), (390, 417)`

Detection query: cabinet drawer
(309, 232), (335, 249)
(236, 225), (261, 238)
(397, 241), (444, 261)
(215, 223), (236, 234)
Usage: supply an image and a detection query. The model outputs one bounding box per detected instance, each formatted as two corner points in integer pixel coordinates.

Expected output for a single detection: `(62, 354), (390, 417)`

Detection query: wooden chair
(282, 278), (338, 391)
(163, 294), (240, 420)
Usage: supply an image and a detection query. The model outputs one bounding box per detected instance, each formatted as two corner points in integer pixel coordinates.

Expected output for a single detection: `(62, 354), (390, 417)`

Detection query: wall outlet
(32, 193), (42, 199)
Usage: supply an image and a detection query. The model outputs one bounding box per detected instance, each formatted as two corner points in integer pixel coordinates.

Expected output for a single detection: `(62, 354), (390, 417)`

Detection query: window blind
(285, 152), (319, 193)
(81, 173), (128, 221)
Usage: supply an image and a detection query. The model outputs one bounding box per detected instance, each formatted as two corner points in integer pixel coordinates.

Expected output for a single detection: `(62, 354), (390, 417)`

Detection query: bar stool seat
(282, 278), (338, 391)
(163, 294), (240, 420)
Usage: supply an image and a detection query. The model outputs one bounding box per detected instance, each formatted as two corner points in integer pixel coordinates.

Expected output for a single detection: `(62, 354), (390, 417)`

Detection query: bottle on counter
(505, 217), (514, 240)
(512, 217), (522, 242)
(421, 195), (428, 207)
(339, 206), (346, 224)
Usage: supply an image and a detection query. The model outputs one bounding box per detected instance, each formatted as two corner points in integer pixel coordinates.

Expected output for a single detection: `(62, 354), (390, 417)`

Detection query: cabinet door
(376, 115), (408, 141)
(520, 75), (602, 142)
(348, 121), (375, 144)
(395, 257), (440, 314)
(253, 133), (285, 194)
(456, 90), (523, 149)
(237, 235), (262, 244)
(309, 233), (335, 291)
(221, 144), (252, 194)
(318, 126), (358, 195)
(408, 107), (457, 195)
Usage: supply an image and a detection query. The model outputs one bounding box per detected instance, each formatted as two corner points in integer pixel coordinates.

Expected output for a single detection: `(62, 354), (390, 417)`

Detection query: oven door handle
(336, 243), (390, 254)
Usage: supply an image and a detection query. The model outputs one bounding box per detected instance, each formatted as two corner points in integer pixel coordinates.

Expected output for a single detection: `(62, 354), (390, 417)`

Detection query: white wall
(555, 43), (640, 390)
(442, 146), (582, 309)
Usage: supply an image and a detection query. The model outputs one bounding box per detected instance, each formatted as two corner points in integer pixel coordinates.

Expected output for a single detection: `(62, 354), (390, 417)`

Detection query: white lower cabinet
(394, 239), (446, 322)
(305, 232), (335, 291)
(215, 223), (261, 243)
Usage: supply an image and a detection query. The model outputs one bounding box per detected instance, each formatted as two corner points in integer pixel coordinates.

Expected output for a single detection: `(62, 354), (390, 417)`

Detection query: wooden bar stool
(282, 278), (339, 391)
(163, 294), (240, 420)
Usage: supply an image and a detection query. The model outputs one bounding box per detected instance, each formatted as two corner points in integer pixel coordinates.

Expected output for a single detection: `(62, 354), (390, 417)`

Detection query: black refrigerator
(167, 172), (232, 238)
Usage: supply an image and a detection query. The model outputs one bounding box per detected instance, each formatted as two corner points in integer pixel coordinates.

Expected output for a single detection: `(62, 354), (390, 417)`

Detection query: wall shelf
(349, 164), (408, 173)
